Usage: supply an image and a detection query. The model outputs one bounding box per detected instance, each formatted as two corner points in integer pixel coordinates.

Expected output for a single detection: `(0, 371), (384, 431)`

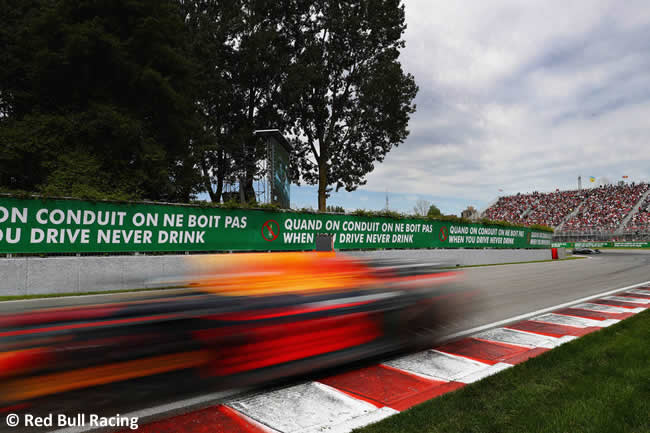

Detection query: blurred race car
(572, 247), (601, 254)
(0, 252), (470, 406)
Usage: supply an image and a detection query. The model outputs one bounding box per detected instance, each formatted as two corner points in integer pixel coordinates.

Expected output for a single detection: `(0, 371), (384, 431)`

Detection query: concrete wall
(0, 249), (551, 296)
(0, 255), (200, 296)
(345, 248), (550, 266)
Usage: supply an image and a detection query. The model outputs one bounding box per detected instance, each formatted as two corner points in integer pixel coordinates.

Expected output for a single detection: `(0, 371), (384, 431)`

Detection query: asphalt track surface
(4, 250), (650, 432)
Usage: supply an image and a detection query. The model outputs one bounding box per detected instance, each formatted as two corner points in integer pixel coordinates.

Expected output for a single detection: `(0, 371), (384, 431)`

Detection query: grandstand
(482, 183), (650, 241)
(623, 193), (650, 234)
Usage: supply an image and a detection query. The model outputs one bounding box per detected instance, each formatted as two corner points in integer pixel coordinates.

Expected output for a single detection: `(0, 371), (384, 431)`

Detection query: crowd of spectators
(523, 190), (586, 227)
(624, 194), (650, 232)
(483, 183), (650, 233)
(483, 189), (585, 227)
(562, 183), (649, 232)
(482, 193), (535, 222)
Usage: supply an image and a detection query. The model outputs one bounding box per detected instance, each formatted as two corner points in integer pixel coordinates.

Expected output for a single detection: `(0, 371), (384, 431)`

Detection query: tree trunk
(215, 149), (224, 203)
(201, 160), (217, 202)
(244, 85), (256, 203)
(243, 135), (257, 203)
(204, 177), (217, 202)
(244, 177), (256, 203)
(318, 157), (328, 211)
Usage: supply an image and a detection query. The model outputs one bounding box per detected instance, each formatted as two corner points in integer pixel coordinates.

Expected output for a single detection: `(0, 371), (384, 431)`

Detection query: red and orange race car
(0, 252), (470, 407)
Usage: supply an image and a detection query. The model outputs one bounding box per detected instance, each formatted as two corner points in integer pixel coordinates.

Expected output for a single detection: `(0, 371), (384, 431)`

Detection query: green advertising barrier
(0, 197), (551, 253)
(552, 241), (650, 249)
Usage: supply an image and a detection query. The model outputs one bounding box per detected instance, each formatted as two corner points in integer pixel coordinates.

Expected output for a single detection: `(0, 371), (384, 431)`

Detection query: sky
(292, 0), (650, 215)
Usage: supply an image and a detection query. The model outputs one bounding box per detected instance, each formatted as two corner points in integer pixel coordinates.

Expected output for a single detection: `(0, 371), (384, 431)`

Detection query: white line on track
(441, 279), (650, 341)
(49, 389), (247, 433)
(602, 295), (649, 304)
(47, 279), (650, 433)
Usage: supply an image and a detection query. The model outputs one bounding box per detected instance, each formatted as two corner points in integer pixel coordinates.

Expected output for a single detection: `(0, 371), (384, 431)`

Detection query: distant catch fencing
(552, 241), (650, 249)
(0, 196), (551, 255)
(553, 230), (650, 243)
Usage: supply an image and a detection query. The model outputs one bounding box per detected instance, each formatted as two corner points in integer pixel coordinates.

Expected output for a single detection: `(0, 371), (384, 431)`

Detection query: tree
(0, 0), (199, 200)
(180, 0), (241, 203)
(413, 199), (430, 216)
(286, 0), (418, 211)
(182, 0), (295, 203)
(427, 204), (442, 217)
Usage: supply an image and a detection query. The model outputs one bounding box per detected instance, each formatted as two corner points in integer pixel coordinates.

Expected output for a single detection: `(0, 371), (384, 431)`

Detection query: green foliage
(429, 214), (472, 223)
(2, 1), (555, 228)
(0, 1), (420, 211)
(345, 208), (554, 232)
(287, 1), (418, 210)
(217, 199), (283, 212)
(529, 223), (555, 232)
(350, 208), (407, 219)
(326, 205), (346, 213)
(181, 1), (295, 203)
(296, 206), (318, 214)
(427, 204), (442, 217)
(187, 197), (283, 212)
(0, 188), (38, 200)
(0, 0), (198, 201)
(0, 186), (133, 202)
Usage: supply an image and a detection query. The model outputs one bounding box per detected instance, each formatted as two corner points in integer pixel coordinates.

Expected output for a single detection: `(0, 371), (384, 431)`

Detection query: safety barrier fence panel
(0, 196), (551, 253)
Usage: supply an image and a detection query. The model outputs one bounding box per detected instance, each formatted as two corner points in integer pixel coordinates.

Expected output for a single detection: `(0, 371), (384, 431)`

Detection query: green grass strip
(355, 309), (650, 433)
(0, 286), (181, 302)
(598, 247), (650, 250)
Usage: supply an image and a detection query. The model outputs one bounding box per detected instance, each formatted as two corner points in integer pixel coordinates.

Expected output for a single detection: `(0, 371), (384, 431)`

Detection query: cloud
(355, 0), (650, 212)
